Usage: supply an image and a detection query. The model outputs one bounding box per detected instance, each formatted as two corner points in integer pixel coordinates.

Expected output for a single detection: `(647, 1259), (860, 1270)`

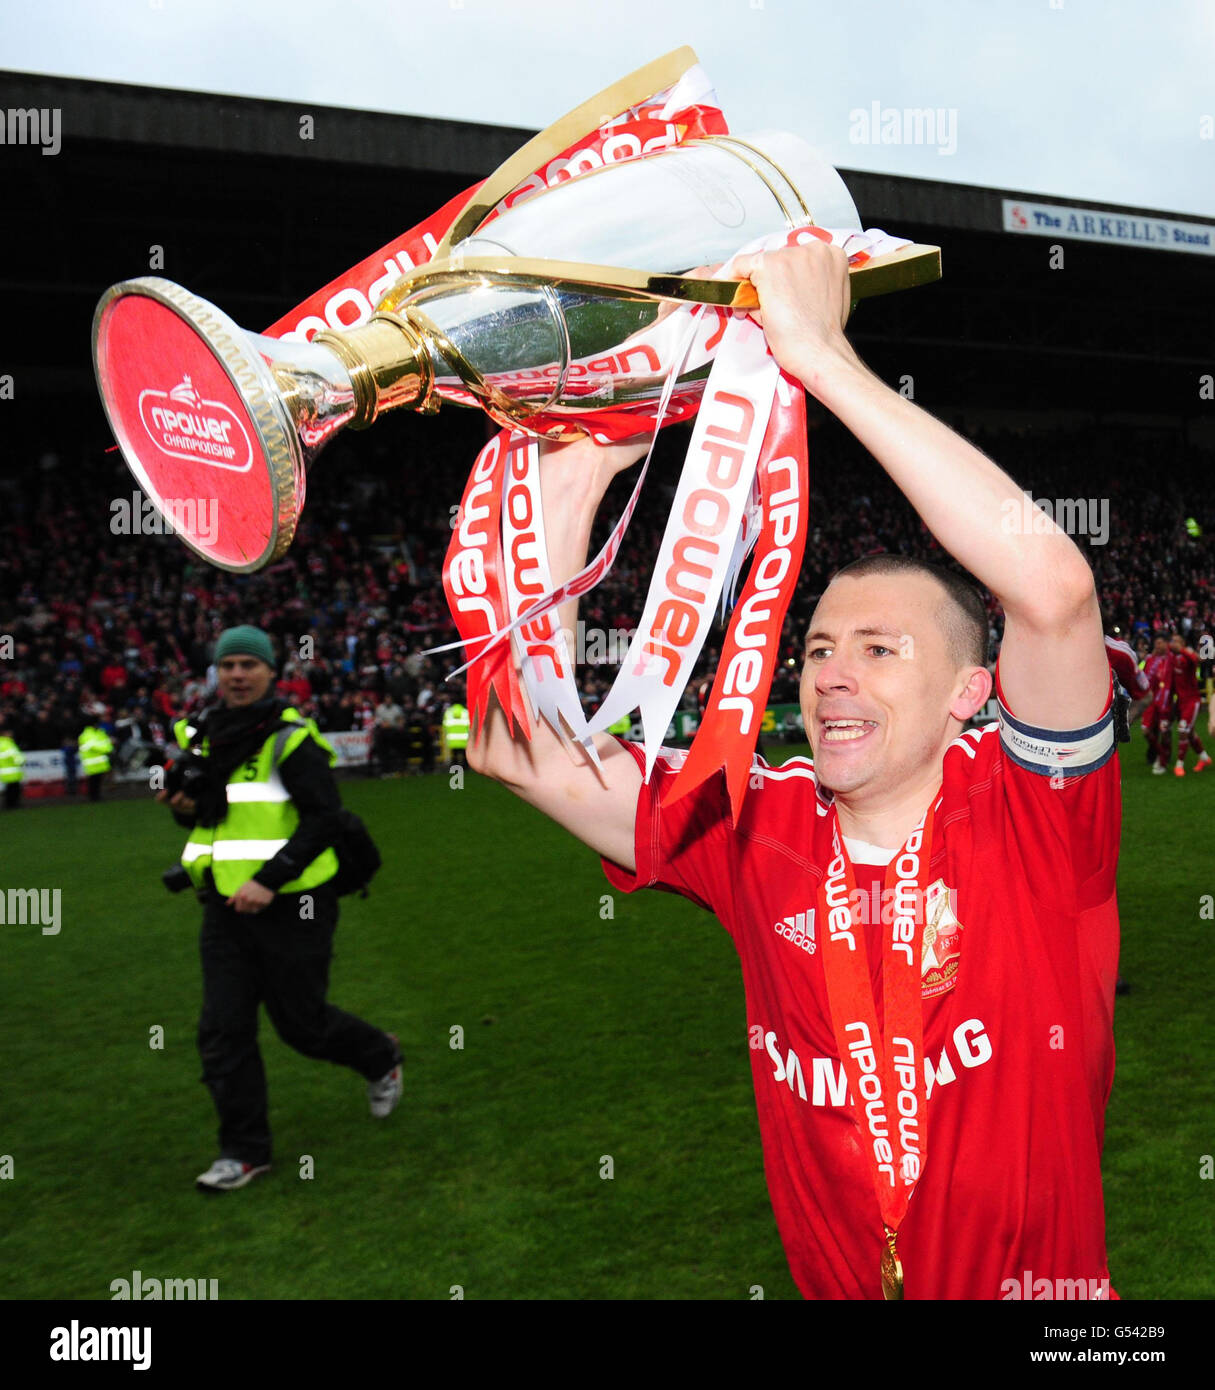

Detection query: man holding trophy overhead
(92, 48), (1121, 1299)
(468, 240), (1122, 1301)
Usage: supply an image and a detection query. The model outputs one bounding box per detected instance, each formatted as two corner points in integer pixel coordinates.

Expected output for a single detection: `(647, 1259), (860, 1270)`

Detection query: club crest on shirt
(921, 879), (963, 998)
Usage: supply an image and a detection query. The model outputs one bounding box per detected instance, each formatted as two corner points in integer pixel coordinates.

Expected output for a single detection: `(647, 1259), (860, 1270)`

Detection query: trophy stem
(313, 312), (434, 429)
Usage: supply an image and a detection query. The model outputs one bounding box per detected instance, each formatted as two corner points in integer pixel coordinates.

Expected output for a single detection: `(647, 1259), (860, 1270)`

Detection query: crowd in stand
(1, 408), (1211, 775)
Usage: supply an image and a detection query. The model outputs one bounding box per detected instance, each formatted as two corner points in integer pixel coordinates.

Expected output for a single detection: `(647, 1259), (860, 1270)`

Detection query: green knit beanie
(214, 625), (276, 669)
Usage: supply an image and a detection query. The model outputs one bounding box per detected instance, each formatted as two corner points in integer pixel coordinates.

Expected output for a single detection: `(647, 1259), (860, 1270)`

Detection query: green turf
(0, 731), (1209, 1300)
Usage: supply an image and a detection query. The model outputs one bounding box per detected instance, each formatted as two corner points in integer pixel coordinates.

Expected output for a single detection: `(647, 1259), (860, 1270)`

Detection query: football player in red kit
(1142, 636), (1174, 775)
(1105, 627), (1150, 770)
(1105, 630), (1149, 707)
(468, 240), (1121, 1300)
(1104, 627), (1146, 994)
(1168, 633), (1210, 776)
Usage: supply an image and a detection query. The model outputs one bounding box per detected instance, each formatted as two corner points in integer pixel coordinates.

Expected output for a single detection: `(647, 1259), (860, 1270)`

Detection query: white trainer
(195, 1157), (270, 1193)
(368, 1035), (403, 1118)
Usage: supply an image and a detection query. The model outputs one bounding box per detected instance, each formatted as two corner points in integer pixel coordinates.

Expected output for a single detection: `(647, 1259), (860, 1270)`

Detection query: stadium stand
(0, 74), (1211, 792)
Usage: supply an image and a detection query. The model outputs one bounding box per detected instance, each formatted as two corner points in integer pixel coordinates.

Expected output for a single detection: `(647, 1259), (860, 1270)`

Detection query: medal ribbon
(816, 800), (938, 1250)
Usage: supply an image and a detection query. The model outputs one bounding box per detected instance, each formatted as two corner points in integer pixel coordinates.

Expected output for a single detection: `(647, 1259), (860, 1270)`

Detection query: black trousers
(2, 783), (19, 810)
(197, 884), (397, 1166)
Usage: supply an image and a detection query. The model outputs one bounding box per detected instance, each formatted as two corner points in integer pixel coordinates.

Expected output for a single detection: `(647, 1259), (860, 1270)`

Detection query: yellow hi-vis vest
(442, 703), (470, 751)
(0, 737), (23, 784)
(174, 709), (339, 895)
(78, 726), (113, 775)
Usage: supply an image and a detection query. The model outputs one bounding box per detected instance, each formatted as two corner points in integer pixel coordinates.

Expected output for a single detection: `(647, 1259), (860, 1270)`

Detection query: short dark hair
(822, 554), (989, 669)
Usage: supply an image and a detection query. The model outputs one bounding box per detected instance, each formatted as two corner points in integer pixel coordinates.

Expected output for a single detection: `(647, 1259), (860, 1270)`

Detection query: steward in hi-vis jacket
(78, 722), (113, 801)
(440, 700), (470, 764)
(0, 727), (24, 810)
(160, 625), (402, 1194)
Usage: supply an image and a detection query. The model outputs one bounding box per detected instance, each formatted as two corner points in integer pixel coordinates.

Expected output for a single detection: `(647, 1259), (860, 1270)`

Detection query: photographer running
(159, 626), (401, 1193)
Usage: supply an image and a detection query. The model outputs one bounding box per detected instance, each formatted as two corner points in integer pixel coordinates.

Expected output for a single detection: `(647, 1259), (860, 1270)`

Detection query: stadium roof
(4, 68), (1204, 235)
(1, 71), (1212, 433)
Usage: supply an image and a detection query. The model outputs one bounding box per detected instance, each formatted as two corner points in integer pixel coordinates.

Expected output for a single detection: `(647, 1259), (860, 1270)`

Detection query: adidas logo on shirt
(773, 909), (816, 955)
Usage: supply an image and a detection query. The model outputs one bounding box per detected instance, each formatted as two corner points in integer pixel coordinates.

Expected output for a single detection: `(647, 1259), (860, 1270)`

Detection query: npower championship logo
(137, 375), (253, 472)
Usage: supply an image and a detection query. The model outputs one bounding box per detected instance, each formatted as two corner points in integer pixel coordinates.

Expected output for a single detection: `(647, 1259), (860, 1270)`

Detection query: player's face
(1168, 636), (1183, 653)
(1154, 638), (1168, 655)
(800, 573), (972, 800)
(218, 656), (274, 708)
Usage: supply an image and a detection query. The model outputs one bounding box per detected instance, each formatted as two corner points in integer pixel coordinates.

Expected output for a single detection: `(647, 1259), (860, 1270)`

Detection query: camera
(162, 865), (193, 894)
(163, 747), (209, 801)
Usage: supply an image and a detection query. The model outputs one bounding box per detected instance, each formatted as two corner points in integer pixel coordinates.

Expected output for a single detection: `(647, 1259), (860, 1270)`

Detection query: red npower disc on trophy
(92, 277), (303, 573)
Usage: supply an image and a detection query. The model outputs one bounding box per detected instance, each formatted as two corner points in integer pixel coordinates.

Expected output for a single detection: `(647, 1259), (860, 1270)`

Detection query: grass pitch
(0, 731), (1210, 1300)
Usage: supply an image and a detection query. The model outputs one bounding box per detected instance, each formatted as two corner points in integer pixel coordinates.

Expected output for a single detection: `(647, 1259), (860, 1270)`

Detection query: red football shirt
(1170, 648), (1200, 702)
(603, 671), (1122, 1300)
(1104, 636), (1148, 696)
(1144, 653), (1173, 713)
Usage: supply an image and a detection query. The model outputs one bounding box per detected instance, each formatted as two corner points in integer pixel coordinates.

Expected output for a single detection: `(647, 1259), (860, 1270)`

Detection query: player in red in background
(1104, 625), (1150, 726)
(1104, 625), (1147, 995)
(1141, 636), (1174, 776)
(1104, 628), (1148, 702)
(1168, 633), (1210, 777)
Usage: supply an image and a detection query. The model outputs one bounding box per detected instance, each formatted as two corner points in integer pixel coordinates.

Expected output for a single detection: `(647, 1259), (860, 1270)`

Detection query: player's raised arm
(465, 434), (646, 872)
(733, 241), (1110, 732)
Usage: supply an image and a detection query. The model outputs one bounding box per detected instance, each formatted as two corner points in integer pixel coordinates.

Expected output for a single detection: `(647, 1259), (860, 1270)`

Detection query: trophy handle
(376, 244), (943, 315)
(403, 303), (568, 434)
(431, 45), (703, 259)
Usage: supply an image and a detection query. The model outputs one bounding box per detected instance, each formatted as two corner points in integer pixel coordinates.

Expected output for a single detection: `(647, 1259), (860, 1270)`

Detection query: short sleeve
(993, 664), (1122, 907)
(601, 741), (736, 919)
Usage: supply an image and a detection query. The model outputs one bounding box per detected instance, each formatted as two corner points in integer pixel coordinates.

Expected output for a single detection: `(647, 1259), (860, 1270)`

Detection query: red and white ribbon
(499, 433), (592, 753)
(663, 372), (808, 819)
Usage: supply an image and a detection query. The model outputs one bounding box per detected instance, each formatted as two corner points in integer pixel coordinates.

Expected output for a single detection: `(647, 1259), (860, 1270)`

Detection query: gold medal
(880, 1227), (904, 1301)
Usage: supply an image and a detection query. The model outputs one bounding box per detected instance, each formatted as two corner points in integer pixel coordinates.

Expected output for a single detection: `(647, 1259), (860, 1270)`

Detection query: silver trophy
(92, 48), (939, 571)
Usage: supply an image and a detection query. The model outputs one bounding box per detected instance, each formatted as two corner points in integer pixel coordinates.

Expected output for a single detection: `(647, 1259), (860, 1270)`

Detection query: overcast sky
(3, 0), (1212, 217)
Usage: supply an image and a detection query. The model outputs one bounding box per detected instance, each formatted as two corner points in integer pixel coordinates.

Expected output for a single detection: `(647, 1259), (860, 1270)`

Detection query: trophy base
(93, 279), (309, 572)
